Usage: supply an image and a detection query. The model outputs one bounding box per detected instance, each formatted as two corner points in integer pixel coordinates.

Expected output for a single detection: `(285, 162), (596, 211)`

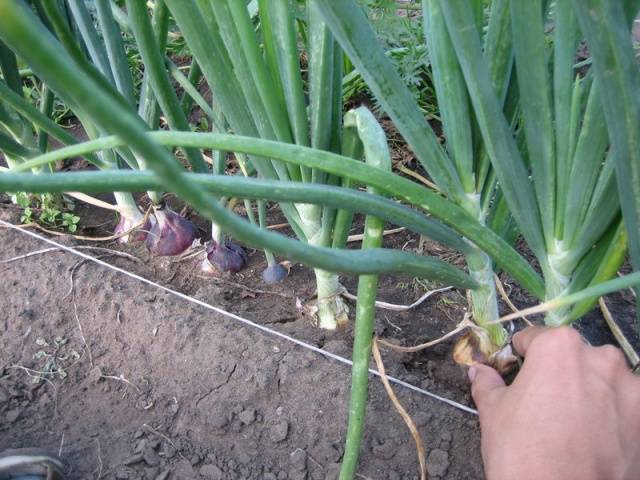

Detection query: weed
(16, 192), (80, 233)
(31, 336), (81, 385)
(347, 1), (437, 116)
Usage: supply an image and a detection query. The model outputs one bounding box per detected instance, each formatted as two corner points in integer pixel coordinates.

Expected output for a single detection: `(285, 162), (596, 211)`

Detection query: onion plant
(313, 0), (640, 362)
(2, 1), (635, 340)
(30, 0), (153, 240)
(318, 1), (640, 474)
(3, 2), (640, 477)
(2, 1), (210, 255)
(0, 0), (499, 296)
(0, 0), (537, 333)
(0, 36), (115, 225)
(315, 0), (519, 361)
(161, 0), (359, 328)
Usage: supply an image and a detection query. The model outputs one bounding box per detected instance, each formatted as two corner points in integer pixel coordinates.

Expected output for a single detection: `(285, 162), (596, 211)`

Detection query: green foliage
(21, 79), (71, 124)
(346, 1), (437, 115)
(15, 192), (79, 232)
(61, 212), (81, 232)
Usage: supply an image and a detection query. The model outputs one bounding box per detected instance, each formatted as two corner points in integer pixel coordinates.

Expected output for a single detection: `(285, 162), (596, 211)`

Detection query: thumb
(468, 364), (506, 412)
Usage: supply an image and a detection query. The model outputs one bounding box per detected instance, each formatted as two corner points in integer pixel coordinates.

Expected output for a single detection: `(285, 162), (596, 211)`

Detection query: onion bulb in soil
(453, 328), (518, 375)
(262, 263), (288, 284)
(114, 213), (152, 244)
(145, 207), (198, 256)
(201, 239), (248, 275)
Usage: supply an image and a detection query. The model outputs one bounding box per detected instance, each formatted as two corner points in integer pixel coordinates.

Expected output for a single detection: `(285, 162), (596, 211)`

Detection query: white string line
(0, 220), (478, 416)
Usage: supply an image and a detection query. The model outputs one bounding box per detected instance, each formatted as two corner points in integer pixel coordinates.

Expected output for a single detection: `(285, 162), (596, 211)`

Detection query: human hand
(468, 326), (640, 480)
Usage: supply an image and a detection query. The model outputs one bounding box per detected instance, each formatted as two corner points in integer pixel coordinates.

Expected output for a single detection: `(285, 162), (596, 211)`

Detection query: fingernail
(467, 365), (477, 382)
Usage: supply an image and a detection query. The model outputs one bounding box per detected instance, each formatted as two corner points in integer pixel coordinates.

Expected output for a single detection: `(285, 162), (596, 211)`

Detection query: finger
(512, 326), (548, 357)
(468, 364), (506, 413)
(514, 326), (586, 360)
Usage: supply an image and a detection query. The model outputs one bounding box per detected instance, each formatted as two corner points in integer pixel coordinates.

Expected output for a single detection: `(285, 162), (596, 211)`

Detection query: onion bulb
(262, 264), (287, 284)
(114, 213), (151, 244)
(453, 328), (518, 375)
(145, 207), (197, 256)
(201, 239), (248, 275)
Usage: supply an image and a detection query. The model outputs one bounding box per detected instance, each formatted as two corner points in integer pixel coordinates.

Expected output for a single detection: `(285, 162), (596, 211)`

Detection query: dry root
(452, 328), (518, 375)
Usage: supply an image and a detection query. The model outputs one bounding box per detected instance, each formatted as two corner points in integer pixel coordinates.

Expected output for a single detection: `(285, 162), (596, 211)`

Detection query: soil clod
(269, 419), (290, 443)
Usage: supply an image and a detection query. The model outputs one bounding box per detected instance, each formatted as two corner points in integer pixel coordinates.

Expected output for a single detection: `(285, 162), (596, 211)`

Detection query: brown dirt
(0, 207), (485, 480)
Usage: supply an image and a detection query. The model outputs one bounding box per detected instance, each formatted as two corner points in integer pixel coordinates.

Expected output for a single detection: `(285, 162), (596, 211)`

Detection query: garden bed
(0, 207), (485, 480)
(1, 197), (638, 480)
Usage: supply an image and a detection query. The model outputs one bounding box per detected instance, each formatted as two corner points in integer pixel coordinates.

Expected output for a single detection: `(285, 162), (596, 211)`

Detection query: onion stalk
(314, 0), (640, 358)
(162, 0), (357, 327)
(3, 2), (640, 478)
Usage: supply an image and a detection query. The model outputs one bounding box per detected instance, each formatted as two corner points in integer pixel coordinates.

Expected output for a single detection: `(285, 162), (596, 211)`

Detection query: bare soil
(0, 206), (486, 480)
(0, 196), (637, 480)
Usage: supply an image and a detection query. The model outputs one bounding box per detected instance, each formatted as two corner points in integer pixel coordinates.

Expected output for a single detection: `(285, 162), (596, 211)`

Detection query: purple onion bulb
(262, 264), (287, 284)
(115, 214), (152, 244)
(201, 240), (248, 274)
(145, 208), (198, 256)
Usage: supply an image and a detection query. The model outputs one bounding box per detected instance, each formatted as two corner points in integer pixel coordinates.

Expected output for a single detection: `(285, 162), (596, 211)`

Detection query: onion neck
(314, 268), (349, 330)
(463, 193), (507, 347)
(544, 240), (572, 326)
(113, 191), (143, 223)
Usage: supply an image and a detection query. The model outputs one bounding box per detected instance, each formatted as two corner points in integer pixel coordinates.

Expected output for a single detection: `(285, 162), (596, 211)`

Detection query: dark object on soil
(145, 208), (197, 256)
(262, 264), (287, 284)
(0, 448), (65, 479)
(202, 240), (248, 274)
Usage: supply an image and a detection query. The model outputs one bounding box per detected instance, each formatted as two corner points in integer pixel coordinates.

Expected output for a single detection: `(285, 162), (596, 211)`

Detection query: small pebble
(372, 441), (397, 460)
(123, 453), (144, 466)
(5, 409), (21, 424)
(143, 449), (161, 466)
(289, 449), (307, 471)
(87, 366), (103, 384)
(230, 419), (243, 433)
(238, 408), (256, 425)
(155, 471), (170, 480)
(161, 443), (177, 459)
(413, 411), (433, 427)
(209, 410), (228, 429)
(427, 449), (450, 477)
(269, 420), (289, 442)
(236, 452), (252, 465)
(199, 464), (223, 480)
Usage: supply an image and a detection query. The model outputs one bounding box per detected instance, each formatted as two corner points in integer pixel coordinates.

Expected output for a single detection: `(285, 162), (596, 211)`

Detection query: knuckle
(537, 327), (582, 350)
(596, 344), (626, 367)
